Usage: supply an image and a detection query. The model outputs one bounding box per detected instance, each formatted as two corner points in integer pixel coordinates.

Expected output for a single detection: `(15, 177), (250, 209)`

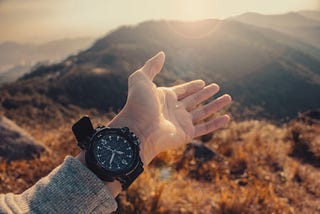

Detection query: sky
(0, 0), (319, 44)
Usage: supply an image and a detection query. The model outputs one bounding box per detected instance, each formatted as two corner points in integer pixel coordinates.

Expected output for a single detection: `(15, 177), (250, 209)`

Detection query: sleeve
(0, 156), (118, 214)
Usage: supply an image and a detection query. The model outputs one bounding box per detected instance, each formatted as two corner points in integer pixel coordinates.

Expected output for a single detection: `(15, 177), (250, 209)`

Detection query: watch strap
(117, 158), (144, 190)
(72, 116), (95, 150)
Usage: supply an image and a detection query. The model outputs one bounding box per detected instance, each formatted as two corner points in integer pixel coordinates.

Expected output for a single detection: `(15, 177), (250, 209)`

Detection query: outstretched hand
(109, 52), (232, 165)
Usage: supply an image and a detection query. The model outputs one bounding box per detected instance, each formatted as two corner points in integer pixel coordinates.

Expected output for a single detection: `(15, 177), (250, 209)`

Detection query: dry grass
(118, 120), (320, 213)
(0, 118), (320, 213)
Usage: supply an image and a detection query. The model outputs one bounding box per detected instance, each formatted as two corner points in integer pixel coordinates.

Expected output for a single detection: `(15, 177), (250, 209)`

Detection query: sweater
(0, 157), (118, 213)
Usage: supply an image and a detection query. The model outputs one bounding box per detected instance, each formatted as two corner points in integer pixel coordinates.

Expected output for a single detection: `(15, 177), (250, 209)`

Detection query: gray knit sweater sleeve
(0, 156), (118, 213)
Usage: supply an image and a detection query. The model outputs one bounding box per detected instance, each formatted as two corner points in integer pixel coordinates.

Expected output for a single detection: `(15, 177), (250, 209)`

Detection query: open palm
(109, 52), (232, 165)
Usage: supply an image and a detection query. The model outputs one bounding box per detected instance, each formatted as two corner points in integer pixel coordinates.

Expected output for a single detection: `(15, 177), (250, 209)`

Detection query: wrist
(74, 115), (148, 197)
(108, 111), (155, 166)
(76, 151), (122, 197)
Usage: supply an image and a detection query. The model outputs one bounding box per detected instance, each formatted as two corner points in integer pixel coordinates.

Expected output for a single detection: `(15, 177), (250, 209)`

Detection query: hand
(109, 51), (232, 165)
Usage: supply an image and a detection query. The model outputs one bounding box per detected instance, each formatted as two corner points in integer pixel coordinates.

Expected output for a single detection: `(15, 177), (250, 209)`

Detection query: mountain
(1, 13), (320, 122)
(298, 10), (320, 22)
(0, 37), (95, 84)
(0, 64), (32, 84)
(1, 12), (319, 213)
(232, 11), (320, 48)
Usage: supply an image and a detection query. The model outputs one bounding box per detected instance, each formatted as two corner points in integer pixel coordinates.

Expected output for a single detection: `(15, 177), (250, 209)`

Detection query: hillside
(0, 116), (319, 213)
(0, 11), (320, 213)
(1, 17), (320, 121)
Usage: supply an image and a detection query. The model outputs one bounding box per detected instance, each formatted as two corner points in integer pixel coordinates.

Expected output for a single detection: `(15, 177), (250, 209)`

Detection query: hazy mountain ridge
(1, 12), (320, 121)
(233, 11), (320, 48)
(0, 37), (95, 84)
(298, 10), (320, 22)
(1, 11), (320, 213)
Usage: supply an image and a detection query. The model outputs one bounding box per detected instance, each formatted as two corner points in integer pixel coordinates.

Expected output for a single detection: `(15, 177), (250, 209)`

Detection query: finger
(191, 94), (232, 123)
(141, 51), (165, 81)
(194, 115), (230, 138)
(181, 83), (220, 111)
(171, 80), (205, 100)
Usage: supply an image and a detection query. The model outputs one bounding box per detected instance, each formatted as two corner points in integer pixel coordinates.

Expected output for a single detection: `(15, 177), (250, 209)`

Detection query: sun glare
(174, 0), (209, 20)
(0, 0), (318, 43)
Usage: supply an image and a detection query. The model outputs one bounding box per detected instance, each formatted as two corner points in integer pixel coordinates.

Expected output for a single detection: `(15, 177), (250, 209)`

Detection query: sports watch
(72, 116), (144, 190)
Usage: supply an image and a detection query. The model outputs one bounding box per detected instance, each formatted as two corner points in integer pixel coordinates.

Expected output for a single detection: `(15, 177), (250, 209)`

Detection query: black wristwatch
(72, 116), (144, 190)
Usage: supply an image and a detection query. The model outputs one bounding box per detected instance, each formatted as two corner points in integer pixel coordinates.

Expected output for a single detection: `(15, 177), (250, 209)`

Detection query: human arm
(80, 51), (232, 197)
(0, 156), (118, 213)
(0, 51), (231, 213)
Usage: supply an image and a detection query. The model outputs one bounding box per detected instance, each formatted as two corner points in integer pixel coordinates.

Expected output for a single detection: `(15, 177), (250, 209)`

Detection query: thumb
(141, 51), (165, 81)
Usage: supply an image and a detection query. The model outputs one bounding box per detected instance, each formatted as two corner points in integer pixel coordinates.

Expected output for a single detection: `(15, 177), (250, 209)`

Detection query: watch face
(93, 134), (134, 172)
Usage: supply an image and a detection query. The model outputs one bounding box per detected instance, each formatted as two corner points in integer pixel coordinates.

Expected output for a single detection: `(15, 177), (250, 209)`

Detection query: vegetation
(0, 113), (319, 213)
(0, 12), (319, 213)
(1, 18), (319, 120)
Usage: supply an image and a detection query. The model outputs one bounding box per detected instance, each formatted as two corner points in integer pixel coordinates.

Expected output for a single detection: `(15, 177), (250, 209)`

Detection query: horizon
(1, 9), (319, 45)
(0, 0), (319, 44)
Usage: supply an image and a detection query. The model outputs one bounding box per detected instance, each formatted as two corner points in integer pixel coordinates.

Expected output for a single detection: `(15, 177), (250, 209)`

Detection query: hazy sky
(0, 0), (319, 43)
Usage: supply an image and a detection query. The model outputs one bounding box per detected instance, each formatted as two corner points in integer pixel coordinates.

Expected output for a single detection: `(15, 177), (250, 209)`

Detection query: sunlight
(174, 0), (209, 20)
(0, 0), (318, 43)
(164, 20), (222, 39)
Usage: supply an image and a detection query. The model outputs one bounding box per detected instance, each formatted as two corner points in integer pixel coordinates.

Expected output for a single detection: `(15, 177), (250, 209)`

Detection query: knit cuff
(15, 156), (118, 213)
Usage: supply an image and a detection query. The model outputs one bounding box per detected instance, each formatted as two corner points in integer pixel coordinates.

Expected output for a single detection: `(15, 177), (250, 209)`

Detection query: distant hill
(232, 11), (320, 48)
(298, 10), (320, 22)
(0, 37), (95, 84)
(0, 64), (32, 84)
(1, 12), (320, 121)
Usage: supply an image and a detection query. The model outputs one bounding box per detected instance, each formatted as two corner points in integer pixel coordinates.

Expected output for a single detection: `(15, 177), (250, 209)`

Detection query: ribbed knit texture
(0, 156), (117, 213)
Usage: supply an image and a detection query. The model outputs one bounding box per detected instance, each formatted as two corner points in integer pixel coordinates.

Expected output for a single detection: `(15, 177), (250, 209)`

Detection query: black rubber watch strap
(117, 159), (144, 190)
(72, 116), (95, 150)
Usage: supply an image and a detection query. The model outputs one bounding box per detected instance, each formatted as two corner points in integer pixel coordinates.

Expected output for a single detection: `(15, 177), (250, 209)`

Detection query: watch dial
(93, 134), (134, 172)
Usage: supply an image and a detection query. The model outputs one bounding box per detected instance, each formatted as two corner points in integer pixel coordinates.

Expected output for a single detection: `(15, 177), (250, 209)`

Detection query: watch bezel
(85, 127), (141, 182)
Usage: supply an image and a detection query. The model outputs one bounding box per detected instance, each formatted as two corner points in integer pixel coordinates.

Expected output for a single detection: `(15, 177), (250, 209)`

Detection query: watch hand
(104, 146), (114, 152)
(114, 150), (124, 155)
(109, 152), (115, 166)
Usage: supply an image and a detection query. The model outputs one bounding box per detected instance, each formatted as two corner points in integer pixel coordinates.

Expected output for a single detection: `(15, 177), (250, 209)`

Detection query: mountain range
(232, 11), (320, 48)
(1, 11), (319, 122)
(0, 37), (95, 84)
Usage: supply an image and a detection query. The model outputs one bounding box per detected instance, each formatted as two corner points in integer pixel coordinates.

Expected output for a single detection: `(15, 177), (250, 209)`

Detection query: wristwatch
(72, 116), (144, 190)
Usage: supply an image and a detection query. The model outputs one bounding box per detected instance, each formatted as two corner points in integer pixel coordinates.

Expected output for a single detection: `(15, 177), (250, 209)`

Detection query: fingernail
(196, 79), (206, 86)
(223, 94), (232, 102)
(224, 114), (231, 121)
(207, 83), (220, 93)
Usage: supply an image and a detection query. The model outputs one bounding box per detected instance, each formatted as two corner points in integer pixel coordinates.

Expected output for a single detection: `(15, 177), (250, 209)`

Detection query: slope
(1, 19), (320, 122)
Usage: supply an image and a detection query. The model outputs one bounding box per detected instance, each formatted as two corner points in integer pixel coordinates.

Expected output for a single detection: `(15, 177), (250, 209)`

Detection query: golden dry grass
(117, 120), (320, 213)
(0, 118), (320, 213)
